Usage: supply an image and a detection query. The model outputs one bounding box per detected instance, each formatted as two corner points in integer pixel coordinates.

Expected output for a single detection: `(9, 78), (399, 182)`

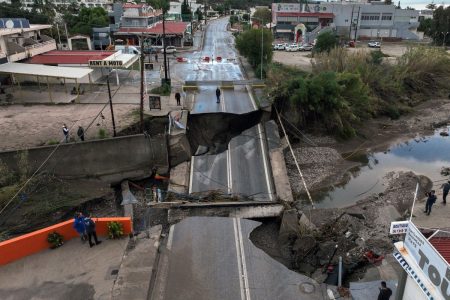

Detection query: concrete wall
(0, 134), (169, 184)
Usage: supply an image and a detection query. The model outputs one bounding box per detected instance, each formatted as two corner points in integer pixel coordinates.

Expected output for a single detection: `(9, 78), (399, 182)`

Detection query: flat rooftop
(0, 24), (52, 37)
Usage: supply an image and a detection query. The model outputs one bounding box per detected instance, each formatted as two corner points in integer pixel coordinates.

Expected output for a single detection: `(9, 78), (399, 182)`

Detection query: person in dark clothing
(424, 190), (437, 215)
(73, 212), (87, 242)
(84, 215), (102, 248)
(155, 53), (158, 62)
(175, 92), (181, 106)
(215, 87), (221, 103)
(442, 180), (450, 204)
(377, 281), (392, 300)
(77, 126), (85, 141)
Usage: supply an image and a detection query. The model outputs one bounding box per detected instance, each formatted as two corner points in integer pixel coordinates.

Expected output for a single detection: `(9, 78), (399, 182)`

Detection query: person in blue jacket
(73, 212), (87, 242)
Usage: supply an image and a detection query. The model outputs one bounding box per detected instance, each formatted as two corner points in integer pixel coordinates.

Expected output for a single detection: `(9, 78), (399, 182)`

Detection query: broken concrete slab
(168, 161), (190, 195)
(299, 213), (317, 231)
(112, 225), (162, 300)
(270, 149), (294, 202)
(279, 209), (300, 243)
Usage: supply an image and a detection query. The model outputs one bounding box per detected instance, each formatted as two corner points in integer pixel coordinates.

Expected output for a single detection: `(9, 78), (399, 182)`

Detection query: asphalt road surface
(151, 217), (326, 300)
(184, 18), (274, 201)
(173, 18), (255, 115)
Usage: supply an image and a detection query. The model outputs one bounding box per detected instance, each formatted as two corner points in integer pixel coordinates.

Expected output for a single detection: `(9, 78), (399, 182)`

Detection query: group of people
(62, 124), (85, 143)
(73, 212), (102, 248)
(424, 180), (450, 216)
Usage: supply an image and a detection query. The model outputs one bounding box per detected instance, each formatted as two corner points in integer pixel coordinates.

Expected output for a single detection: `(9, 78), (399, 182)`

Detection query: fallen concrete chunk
(299, 213), (317, 231)
(279, 209), (300, 243)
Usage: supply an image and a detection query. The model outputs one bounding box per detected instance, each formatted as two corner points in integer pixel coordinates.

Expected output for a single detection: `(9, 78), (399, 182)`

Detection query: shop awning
(0, 62), (93, 79)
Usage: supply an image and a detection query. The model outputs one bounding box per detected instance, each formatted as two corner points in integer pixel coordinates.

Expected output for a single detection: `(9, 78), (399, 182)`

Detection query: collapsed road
(173, 18), (275, 201)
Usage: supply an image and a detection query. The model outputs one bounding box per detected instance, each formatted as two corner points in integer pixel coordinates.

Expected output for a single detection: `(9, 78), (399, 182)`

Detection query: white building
(0, 0), (114, 11)
(394, 221), (450, 300)
(0, 18), (56, 63)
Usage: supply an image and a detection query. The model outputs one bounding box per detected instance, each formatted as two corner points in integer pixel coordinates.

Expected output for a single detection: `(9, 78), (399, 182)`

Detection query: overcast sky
(401, 0), (449, 9)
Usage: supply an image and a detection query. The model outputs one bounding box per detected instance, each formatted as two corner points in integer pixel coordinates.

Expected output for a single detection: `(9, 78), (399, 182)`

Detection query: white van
(114, 45), (141, 55)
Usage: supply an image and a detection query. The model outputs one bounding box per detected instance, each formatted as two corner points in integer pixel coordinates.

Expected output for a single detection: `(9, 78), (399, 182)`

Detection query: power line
(275, 106), (315, 208)
(0, 76), (125, 217)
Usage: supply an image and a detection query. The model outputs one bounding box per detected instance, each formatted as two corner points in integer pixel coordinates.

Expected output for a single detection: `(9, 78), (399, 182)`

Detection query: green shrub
(98, 128), (108, 139)
(150, 84), (171, 96)
(47, 231), (64, 249)
(107, 221), (124, 239)
(47, 139), (59, 145)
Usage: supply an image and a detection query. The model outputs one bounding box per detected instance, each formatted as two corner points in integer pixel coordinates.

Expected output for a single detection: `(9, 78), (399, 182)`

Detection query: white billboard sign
(89, 60), (123, 67)
(390, 221), (409, 234)
(404, 222), (450, 299)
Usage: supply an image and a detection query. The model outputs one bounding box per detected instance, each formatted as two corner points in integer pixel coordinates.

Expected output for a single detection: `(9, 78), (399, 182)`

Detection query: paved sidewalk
(412, 187), (450, 229)
(0, 238), (128, 300)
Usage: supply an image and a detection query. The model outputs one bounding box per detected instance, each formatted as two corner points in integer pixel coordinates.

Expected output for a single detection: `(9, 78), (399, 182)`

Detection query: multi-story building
(106, 2), (190, 48)
(0, 18), (56, 63)
(272, 2), (421, 42)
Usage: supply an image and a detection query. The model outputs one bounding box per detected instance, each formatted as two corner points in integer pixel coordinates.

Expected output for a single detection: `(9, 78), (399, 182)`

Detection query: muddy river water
(313, 126), (450, 208)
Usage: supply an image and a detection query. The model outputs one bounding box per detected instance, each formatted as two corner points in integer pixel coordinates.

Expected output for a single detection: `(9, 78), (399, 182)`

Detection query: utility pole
(140, 34), (145, 133)
(162, 10), (168, 83)
(354, 6), (361, 41)
(261, 27), (264, 80)
(204, 0), (207, 26)
(349, 5), (354, 40)
(106, 74), (117, 137)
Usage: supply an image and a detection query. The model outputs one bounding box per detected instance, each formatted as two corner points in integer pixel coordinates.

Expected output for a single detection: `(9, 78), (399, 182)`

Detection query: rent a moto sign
(404, 222), (450, 299)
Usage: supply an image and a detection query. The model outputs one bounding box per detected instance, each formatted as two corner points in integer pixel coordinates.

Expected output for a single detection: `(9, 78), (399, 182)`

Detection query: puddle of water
(311, 127), (450, 208)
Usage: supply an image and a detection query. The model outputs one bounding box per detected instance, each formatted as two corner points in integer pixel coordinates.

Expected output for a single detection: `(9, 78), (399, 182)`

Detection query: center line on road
(221, 93), (226, 112)
(188, 156), (195, 194)
(257, 124), (274, 201)
(233, 218), (251, 300)
(227, 149), (232, 195)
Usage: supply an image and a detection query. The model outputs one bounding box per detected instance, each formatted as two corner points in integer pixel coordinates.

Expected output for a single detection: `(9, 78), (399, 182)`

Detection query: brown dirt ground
(0, 104), (139, 151)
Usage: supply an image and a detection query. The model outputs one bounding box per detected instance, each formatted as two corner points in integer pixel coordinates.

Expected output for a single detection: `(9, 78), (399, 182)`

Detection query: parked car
(368, 41), (381, 48)
(161, 46), (177, 54)
(286, 44), (299, 52)
(274, 43), (288, 50)
(299, 44), (313, 51)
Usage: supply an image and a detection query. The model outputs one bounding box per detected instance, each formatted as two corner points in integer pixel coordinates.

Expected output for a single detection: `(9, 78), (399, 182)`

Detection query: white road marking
(236, 218), (251, 300)
(188, 156), (195, 194)
(167, 225), (175, 251)
(246, 86), (258, 111)
(233, 218), (246, 300)
(221, 93), (226, 112)
(227, 149), (232, 195)
(257, 124), (274, 201)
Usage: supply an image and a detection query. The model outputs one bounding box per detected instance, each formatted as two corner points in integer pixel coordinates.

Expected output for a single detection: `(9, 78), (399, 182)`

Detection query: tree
(64, 7), (108, 36)
(385, 0), (393, 4)
(242, 14), (249, 22)
(146, 0), (169, 12)
(426, 3), (437, 10)
(235, 28), (273, 69)
(418, 18), (433, 36)
(429, 6), (450, 45)
(315, 31), (338, 53)
(252, 8), (271, 26)
(195, 7), (203, 21)
(181, 0), (192, 21)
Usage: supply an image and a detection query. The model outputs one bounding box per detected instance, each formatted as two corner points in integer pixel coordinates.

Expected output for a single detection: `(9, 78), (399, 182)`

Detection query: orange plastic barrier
(0, 217), (132, 265)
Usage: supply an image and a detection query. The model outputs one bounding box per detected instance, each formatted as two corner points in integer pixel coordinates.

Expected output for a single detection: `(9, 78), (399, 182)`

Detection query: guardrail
(0, 217), (132, 265)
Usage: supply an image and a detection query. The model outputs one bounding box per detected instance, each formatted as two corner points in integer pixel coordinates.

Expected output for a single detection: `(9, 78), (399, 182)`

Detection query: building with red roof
(28, 51), (115, 66)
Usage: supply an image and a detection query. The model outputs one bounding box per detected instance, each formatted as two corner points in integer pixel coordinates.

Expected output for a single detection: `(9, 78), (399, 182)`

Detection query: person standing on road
(84, 215), (102, 248)
(73, 212), (87, 242)
(62, 124), (69, 143)
(442, 180), (450, 204)
(77, 126), (85, 141)
(424, 190), (437, 215)
(175, 92), (181, 106)
(155, 53), (158, 62)
(377, 281), (392, 300)
(216, 87), (221, 103)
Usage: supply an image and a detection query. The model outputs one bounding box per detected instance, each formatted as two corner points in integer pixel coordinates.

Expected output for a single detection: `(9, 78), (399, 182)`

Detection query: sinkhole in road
(186, 110), (265, 155)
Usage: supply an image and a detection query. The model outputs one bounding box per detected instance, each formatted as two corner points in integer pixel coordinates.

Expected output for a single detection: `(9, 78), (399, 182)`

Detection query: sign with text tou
(390, 221), (409, 234)
(404, 222), (450, 299)
(89, 60), (123, 67)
